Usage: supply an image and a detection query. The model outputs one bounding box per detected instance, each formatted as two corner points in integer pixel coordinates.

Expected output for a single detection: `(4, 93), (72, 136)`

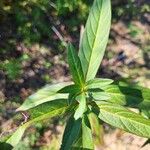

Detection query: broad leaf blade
(61, 116), (82, 150)
(67, 43), (85, 86)
(79, 0), (111, 81)
(101, 85), (150, 110)
(17, 82), (70, 111)
(98, 102), (150, 138)
(74, 93), (87, 120)
(86, 78), (113, 90)
(3, 99), (69, 148)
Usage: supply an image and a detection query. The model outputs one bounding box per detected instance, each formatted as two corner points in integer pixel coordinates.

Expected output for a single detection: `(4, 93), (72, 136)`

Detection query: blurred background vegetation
(0, 0), (150, 149)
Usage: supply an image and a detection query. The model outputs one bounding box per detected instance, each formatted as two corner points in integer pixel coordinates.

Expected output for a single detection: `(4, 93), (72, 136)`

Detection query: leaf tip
(15, 107), (25, 112)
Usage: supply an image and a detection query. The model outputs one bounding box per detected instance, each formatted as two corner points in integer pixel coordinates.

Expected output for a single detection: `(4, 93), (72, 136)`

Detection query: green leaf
(28, 99), (68, 119)
(4, 124), (27, 148)
(74, 93), (87, 120)
(17, 82), (70, 111)
(59, 84), (82, 104)
(91, 92), (110, 101)
(0, 142), (13, 150)
(81, 115), (94, 149)
(88, 112), (104, 147)
(72, 135), (93, 150)
(79, 0), (111, 81)
(4, 99), (69, 148)
(98, 102), (150, 138)
(72, 136), (83, 150)
(58, 84), (81, 94)
(61, 116), (82, 150)
(101, 85), (150, 110)
(86, 78), (113, 90)
(72, 115), (94, 150)
(71, 115), (94, 150)
(141, 110), (150, 119)
(67, 43), (85, 86)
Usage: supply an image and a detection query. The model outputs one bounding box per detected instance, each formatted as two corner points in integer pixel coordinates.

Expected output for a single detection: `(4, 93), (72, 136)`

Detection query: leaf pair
(61, 112), (103, 150)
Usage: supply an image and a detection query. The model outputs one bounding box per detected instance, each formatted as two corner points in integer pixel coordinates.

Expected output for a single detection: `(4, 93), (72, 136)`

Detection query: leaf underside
(98, 102), (150, 138)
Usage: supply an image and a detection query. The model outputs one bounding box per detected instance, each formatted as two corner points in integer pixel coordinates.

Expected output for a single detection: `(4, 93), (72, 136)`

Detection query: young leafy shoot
(1, 0), (150, 149)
